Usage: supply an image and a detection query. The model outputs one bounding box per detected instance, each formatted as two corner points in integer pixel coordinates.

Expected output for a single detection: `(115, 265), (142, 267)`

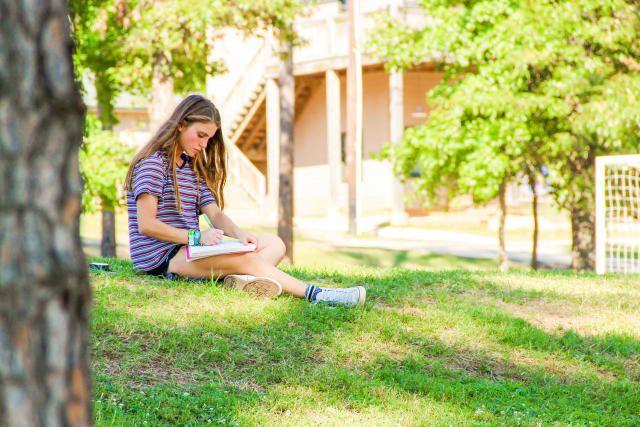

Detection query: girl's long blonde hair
(125, 94), (227, 211)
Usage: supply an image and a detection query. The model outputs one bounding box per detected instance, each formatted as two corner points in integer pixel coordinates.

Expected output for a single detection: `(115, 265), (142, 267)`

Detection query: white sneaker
(223, 274), (282, 298)
(314, 286), (366, 307)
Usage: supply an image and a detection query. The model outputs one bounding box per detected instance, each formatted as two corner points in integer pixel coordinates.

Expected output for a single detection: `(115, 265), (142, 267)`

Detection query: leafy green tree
(71, 0), (134, 256)
(79, 116), (134, 256)
(369, 0), (640, 271)
(70, 0), (130, 128)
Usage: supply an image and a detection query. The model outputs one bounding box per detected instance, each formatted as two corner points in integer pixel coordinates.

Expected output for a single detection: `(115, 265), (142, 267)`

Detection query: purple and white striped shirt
(126, 151), (216, 271)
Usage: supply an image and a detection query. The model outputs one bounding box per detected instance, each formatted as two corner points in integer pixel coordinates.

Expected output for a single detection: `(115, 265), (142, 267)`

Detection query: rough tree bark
(100, 199), (116, 258)
(96, 106), (116, 258)
(0, 1), (92, 425)
(570, 205), (595, 272)
(566, 154), (596, 272)
(498, 179), (508, 272)
(278, 42), (294, 264)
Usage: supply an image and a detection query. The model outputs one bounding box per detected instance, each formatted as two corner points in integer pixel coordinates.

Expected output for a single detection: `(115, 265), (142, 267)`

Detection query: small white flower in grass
(183, 392), (189, 396)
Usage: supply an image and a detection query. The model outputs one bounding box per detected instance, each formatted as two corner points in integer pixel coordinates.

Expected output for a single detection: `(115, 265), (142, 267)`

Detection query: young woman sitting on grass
(124, 94), (365, 307)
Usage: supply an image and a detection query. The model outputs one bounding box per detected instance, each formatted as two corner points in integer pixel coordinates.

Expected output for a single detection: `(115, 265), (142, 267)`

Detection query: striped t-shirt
(126, 151), (216, 271)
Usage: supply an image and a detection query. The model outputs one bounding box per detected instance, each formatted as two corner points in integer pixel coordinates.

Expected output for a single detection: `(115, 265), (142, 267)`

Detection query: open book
(186, 240), (256, 262)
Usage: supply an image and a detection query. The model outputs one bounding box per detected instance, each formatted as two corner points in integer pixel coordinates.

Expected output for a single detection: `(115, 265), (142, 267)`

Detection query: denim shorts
(146, 245), (183, 277)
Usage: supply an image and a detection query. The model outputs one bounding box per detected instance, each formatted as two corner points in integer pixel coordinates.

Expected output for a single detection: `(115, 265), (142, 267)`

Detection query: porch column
(326, 69), (341, 218)
(346, 0), (363, 235)
(266, 76), (280, 211)
(389, 1), (408, 225)
(389, 69), (408, 226)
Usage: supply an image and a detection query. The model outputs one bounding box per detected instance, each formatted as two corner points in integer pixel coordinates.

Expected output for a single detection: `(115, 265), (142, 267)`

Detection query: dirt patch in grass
(481, 295), (640, 339)
(374, 304), (428, 316)
(442, 350), (531, 384)
(93, 351), (202, 390)
(93, 328), (284, 394)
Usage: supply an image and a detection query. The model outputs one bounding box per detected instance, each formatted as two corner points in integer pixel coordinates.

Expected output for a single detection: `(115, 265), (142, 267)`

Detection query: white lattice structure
(595, 154), (640, 274)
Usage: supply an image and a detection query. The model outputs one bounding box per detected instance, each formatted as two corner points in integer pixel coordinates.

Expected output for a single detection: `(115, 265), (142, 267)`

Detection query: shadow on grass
(90, 259), (640, 425)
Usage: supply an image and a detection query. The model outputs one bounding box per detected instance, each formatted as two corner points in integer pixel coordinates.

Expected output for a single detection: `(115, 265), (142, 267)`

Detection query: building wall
(292, 68), (443, 217)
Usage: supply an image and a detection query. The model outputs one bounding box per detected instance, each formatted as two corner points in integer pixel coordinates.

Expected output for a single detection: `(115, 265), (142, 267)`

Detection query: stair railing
(220, 36), (274, 135)
(216, 36), (274, 204)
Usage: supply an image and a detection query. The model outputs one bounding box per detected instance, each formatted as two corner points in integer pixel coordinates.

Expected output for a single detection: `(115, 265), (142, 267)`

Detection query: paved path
(293, 217), (572, 269)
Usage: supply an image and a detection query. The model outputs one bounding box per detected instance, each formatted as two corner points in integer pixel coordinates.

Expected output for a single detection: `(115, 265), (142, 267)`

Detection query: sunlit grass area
(90, 259), (640, 426)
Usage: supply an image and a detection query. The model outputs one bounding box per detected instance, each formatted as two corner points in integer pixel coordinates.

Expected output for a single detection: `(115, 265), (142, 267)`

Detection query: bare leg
(254, 234), (286, 266)
(167, 240), (306, 298)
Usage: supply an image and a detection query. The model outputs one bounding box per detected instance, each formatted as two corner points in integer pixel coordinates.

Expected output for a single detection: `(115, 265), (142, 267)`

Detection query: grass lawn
(90, 259), (640, 426)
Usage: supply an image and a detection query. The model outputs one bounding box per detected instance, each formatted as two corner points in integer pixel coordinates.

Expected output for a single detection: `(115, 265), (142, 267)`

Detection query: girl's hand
(200, 228), (224, 245)
(237, 231), (258, 246)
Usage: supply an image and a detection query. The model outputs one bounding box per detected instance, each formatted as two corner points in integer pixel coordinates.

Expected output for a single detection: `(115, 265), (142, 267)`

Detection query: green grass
(90, 258), (640, 426)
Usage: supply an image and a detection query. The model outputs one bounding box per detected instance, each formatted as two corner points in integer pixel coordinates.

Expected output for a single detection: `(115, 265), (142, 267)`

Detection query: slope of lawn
(90, 259), (640, 426)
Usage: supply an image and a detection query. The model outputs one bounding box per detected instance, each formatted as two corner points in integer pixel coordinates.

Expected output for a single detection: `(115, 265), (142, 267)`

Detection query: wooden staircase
(228, 75), (322, 180)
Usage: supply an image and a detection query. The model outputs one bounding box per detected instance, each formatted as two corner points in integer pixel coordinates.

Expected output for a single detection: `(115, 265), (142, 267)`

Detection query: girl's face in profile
(178, 121), (218, 158)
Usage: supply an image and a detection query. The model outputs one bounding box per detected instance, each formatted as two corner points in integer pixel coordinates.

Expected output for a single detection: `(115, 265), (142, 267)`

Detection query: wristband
(188, 229), (195, 246)
(194, 230), (201, 245)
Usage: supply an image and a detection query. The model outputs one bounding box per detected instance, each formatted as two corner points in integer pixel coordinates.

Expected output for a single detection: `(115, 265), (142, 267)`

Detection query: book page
(186, 240), (256, 261)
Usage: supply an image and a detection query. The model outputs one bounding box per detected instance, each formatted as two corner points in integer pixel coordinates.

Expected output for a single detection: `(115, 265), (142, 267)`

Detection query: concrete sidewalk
(293, 216), (572, 269)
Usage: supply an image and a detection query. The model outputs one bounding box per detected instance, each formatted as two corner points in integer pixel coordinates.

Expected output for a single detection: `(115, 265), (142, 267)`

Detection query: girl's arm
(201, 203), (257, 245)
(137, 193), (223, 244)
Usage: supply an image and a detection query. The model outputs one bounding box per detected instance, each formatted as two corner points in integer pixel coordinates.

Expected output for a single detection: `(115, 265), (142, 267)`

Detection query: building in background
(87, 1), (452, 222)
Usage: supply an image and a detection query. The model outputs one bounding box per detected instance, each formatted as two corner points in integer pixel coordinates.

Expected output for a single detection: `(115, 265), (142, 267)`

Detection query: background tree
(71, 0), (137, 257)
(0, 0), (91, 424)
(369, 0), (640, 271)
(79, 116), (134, 257)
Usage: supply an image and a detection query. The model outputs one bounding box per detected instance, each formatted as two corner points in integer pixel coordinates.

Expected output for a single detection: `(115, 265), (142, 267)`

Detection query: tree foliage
(369, 0), (640, 270)
(71, 0), (306, 124)
(79, 115), (134, 212)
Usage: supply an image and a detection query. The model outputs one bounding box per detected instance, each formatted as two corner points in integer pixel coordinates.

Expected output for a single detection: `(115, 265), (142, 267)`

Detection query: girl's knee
(260, 234), (286, 256)
(272, 235), (286, 257)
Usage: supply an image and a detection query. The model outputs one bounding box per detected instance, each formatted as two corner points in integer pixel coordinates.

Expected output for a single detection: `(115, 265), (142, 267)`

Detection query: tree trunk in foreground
(529, 174), (539, 270)
(0, 1), (91, 425)
(498, 179), (508, 271)
(570, 205), (595, 272)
